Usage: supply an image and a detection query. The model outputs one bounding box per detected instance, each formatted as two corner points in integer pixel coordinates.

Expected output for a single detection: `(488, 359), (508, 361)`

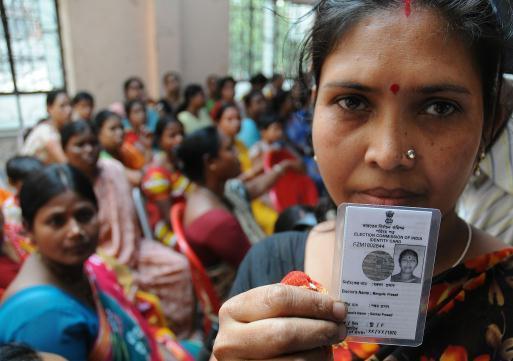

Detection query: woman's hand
(213, 284), (346, 360)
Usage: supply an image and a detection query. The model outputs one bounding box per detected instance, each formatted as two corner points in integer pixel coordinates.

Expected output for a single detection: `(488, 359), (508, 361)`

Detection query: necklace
(452, 221), (472, 268)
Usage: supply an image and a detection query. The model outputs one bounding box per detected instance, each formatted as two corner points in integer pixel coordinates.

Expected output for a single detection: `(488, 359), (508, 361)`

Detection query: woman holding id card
(213, 0), (513, 360)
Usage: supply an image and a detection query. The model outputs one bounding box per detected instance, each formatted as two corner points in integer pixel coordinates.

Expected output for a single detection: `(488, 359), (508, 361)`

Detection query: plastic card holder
(331, 203), (441, 346)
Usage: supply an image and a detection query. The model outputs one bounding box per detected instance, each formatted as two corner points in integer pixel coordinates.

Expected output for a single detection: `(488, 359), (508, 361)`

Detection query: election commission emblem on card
(333, 204), (440, 346)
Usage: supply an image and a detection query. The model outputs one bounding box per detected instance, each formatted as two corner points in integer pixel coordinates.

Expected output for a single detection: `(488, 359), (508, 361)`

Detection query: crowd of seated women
(0, 70), (322, 360)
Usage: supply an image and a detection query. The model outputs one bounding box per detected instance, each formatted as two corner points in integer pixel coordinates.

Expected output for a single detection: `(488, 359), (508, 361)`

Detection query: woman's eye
(424, 101), (458, 117)
(75, 208), (95, 224)
(337, 96), (368, 111)
(47, 214), (66, 228)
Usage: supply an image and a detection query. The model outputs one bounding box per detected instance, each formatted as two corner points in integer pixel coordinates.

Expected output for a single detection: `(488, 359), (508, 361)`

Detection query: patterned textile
(284, 248), (513, 361)
(95, 158), (194, 337)
(141, 155), (193, 245)
(87, 255), (193, 361)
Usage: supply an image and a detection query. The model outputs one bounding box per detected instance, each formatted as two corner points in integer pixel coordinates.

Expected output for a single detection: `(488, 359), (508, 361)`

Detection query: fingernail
(333, 301), (346, 321)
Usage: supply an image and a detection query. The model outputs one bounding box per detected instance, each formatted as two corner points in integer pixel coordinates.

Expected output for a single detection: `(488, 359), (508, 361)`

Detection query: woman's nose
(364, 113), (415, 171)
(67, 218), (83, 239)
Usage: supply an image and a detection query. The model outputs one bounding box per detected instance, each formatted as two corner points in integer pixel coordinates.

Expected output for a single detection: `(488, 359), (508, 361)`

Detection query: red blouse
(184, 208), (251, 268)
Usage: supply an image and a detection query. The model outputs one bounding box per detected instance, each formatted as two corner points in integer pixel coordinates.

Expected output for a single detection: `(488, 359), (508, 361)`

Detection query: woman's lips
(353, 188), (424, 206)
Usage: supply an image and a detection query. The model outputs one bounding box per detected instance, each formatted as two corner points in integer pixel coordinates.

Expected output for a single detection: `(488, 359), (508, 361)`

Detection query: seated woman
(0, 164), (164, 360)
(94, 110), (143, 186)
(213, 1), (513, 360)
(176, 127), (252, 295)
(141, 116), (192, 245)
(2, 156), (44, 263)
(212, 102), (296, 236)
(61, 121), (194, 338)
(176, 84), (212, 135)
(123, 99), (153, 169)
(21, 90), (72, 164)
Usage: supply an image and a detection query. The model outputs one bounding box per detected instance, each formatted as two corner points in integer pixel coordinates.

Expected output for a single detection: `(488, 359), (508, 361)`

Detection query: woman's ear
(203, 154), (218, 173)
(22, 220), (35, 244)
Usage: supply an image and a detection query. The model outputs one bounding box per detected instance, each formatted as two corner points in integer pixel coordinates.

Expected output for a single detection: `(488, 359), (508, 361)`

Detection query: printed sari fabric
(141, 154), (193, 245)
(86, 255), (160, 361)
(86, 255), (193, 361)
(329, 248), (513, 361)
(95, 158), (194, 338)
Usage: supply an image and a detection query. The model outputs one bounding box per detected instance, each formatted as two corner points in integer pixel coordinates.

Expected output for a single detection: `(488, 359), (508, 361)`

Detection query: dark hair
(299, 0), (512, 150)
(215, 76), (236, 100)
(271, 73), (284, 82)
(250, 73), (268, 86)
(93, 109), (121, 134)
(154, 115), (183, 146)
(211, 101), (239, 123)
(6, 156), (44, 184)
(176, 84), (204, 114)
(72, 91), (95, 106)
(243, 90), (265, 109)
(257, 112), (282, 130)
(399, 249), (419, 263)
(46, 89), (67, 107)
(60, 120), (94, 149)
(0, 343), (42, 361)
(269, 90), (292, 115)
(125, 99), (146, 119)
(274, 205), (318, 233)
(163, 71), (181, 84)
(123, 76), (144, 94)
(176, 126), (221, 183)
(20, 164), (98, 228)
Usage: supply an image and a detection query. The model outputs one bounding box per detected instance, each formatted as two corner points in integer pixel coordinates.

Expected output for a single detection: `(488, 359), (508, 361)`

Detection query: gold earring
(474, 151), (486, 176)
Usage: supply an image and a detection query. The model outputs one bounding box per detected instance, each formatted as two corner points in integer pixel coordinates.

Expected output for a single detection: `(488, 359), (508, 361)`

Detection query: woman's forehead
(318, 8), (481, 94)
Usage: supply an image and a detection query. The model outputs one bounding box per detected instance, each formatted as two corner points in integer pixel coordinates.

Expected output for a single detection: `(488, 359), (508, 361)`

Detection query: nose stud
(406, 149), (416, 160)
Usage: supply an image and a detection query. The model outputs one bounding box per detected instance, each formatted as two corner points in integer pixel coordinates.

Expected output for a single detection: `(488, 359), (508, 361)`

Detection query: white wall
(59, 0), (230, 109)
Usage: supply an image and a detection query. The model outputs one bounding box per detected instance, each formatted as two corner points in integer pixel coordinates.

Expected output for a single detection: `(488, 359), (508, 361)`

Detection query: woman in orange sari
(213, 0), (513, 360)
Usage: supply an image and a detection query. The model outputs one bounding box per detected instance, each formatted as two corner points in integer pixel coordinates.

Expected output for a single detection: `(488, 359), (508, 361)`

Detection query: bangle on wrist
(273, 163), (284, 175)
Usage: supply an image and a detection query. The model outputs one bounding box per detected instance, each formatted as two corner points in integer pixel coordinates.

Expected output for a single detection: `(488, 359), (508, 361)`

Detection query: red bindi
(390, 84), (400, 94)
(404, 0), (411, 16)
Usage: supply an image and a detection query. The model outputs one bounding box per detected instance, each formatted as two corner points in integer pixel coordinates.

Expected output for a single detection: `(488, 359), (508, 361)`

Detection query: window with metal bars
(0, 0), (65, 131)
(229, 0), (313, 81)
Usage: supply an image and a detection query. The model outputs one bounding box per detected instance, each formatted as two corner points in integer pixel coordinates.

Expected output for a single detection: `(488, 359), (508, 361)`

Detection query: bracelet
(273, 163), (285, 175)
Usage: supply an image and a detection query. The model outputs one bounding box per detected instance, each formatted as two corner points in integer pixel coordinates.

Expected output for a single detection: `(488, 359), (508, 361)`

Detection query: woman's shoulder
(21, 122), (57, 150)
(0, 285), (98, 358)
(0, 285), (96, 325)
(229, 231), (309, 297)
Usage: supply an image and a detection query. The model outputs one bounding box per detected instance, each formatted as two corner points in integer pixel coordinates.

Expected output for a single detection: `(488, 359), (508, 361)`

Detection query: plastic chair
(170, 202), (221, 334)
(264, 149), (319, 212)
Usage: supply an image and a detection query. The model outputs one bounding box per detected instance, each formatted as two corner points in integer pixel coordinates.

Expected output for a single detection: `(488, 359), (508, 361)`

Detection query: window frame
(0, 0), (66, 130)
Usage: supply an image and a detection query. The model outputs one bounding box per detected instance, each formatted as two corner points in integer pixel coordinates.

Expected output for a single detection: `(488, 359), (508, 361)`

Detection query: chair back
(170, 202), (221, 333)
(132, 187), (154, 240)
(263, 149), (319, 212)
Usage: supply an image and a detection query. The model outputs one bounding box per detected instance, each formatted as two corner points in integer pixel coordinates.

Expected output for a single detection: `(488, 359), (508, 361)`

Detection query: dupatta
(86, 255), (161, 361)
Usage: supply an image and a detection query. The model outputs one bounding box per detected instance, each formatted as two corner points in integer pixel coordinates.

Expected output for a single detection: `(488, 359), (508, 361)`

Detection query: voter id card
(331, 204), (440, 346)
